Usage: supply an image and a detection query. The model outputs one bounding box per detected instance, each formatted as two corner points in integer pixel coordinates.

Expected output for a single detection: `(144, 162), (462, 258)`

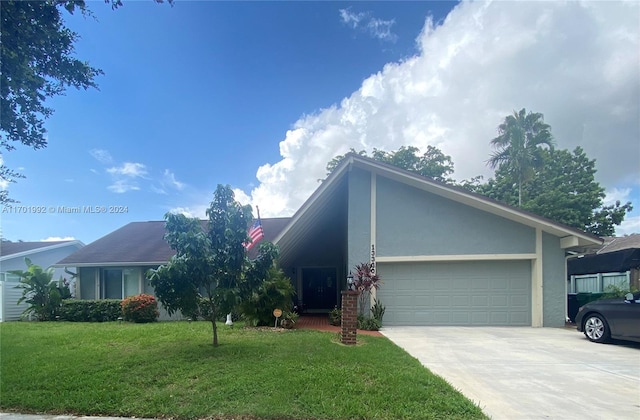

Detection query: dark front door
(302, 267), (337, 311)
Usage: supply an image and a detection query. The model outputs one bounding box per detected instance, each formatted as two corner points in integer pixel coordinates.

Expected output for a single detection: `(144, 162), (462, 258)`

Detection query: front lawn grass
(0, 322), (486, 419)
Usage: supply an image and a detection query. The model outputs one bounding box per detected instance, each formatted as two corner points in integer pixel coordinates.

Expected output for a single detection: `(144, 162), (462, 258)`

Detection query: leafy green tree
(474, 147), (632, 236)
(325, 148), (367, 177)
(148, 184), (277, 346)
(11, 258), (71, 320)
(326, 145), (454, 182)
(0, 0), (169, 203)
(487, 108), (555, 206)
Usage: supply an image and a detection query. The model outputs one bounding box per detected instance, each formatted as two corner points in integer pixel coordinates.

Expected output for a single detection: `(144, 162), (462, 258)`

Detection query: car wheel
(583, 314), (611, 343)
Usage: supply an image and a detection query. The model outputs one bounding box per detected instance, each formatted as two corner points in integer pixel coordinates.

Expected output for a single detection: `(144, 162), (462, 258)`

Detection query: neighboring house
(0, 240), (85, 321)
(56, 153), (601, 327)
(568, 234), (640, 294)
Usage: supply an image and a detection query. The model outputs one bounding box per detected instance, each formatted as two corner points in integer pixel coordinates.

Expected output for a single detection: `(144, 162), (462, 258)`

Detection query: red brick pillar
(341, 290), (359, 345)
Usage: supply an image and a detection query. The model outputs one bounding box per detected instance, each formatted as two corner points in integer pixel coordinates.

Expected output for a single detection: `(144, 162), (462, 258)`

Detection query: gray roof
(1, 241), (78, 258)
(56, 218), (291, 266)
(596, 234), (640, 254)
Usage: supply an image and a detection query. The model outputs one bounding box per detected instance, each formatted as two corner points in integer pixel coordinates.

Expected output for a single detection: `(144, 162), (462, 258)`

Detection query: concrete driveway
(381, 327), (640, 420)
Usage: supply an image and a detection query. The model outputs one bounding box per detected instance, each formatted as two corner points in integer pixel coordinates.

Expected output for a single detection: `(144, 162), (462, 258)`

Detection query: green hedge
(59, 299), (122, 322)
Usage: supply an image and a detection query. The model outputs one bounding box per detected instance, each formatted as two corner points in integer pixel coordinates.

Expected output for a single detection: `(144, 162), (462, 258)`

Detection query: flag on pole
(244, 209), (264, 251)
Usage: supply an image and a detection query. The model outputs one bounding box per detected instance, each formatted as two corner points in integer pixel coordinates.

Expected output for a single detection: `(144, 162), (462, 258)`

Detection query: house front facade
(56, 154), (601, 327)
(272, 154), (601, 327)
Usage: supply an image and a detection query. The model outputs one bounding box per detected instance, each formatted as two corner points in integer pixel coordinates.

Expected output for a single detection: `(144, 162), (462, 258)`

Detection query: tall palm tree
(488, 108), (555, 206)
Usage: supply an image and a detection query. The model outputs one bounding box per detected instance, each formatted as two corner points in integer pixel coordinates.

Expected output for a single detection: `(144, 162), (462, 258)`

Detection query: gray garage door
(377, 260), (531, 326)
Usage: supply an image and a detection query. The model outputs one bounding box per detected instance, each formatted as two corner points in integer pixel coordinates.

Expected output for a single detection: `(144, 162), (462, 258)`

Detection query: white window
(0, 272), (21, 282)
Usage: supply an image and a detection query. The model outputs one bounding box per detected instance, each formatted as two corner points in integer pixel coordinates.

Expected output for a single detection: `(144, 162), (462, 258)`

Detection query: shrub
(358, 314), (381, 331)
(59, 300), (122, 322)
(11, 258), (72, 321)
(238, 267), (295, 326)
(352, 262), (382, 316)
(328, 306), (342, 326)
(280, 311), (299, 329)
(602, 283), (639, 299)
(371, 298), (385, 324)
(121, 294), (159, 323)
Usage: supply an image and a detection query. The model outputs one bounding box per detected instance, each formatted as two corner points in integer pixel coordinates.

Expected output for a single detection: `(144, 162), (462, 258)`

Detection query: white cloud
(163, 170), (185, 190)
(339, 8), (364, 28)
(0, 154), (8, 190)
(151, 185), (167, 195)
(107, 180), (140, 194)
(232, 188), (252, 206)
(339, 8), (398, 42)
(241, 1), (639, 220)
(167, 204), (210, 219)
(152, 170), (186, 195)
(168, 206), (195, 218)
(604, 188), (632, 206)
(89, 149), (113, 164)
(41, 236), (75, 242)
(107, 162), (148, 178)
(105, 162), (147, 193)
(616, 215), (640, 236)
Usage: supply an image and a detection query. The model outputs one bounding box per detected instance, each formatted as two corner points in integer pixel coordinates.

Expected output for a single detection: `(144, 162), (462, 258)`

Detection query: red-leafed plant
(121, 294), (159, 323)
(352, 262), (382, 316)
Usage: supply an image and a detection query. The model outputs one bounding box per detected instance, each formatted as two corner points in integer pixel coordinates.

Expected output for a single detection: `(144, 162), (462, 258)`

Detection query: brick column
(341, 290), (359, 345)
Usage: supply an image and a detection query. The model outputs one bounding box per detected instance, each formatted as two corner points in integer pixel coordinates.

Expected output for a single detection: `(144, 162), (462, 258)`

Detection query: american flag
(244, 219), (264, 251)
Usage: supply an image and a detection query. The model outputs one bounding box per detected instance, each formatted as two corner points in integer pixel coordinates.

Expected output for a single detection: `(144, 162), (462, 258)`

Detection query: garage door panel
(471, 278), (490, 290)
(378, 261), (531, 326)
(471, 312), (489, 324)
(491, 295), (508, 307)
(510, 295), (528, 306)
(491, 278), (508, 289)
(452, 296), (471, 307)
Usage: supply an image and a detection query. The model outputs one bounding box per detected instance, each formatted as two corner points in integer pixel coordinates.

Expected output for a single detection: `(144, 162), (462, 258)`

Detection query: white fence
(0, 281), (28, 321)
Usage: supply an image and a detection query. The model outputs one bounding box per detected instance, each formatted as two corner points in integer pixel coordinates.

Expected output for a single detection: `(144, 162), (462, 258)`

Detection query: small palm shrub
(280, 311), (299, 329)
(371, 298), (385, 324)
(121, 294), (159, 323)
(238, 267), (295, 326)
(328, 306), (342, 326)
(358, 315), (382, 331)
(11, 258), (72, 320)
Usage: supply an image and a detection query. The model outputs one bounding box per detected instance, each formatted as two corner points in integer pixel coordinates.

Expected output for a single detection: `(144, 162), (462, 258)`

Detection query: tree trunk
(211, 318), (218, 347)
(518, 173), (522, 207)
(210, 304), (218, 347)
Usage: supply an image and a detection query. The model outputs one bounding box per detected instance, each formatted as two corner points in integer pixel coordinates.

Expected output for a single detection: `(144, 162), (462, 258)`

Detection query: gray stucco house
(56, 153), (601, 327)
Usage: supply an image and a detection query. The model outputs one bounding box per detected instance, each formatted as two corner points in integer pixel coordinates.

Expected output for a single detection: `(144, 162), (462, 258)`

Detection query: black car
(576, 292), (640, 343)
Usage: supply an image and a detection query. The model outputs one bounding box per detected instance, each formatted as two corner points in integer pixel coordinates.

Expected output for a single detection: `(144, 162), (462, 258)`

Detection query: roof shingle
(56, 218), (291, 266)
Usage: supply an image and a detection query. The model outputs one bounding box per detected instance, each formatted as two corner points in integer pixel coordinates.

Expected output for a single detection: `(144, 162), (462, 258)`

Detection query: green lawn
(0, 322), (486, 420)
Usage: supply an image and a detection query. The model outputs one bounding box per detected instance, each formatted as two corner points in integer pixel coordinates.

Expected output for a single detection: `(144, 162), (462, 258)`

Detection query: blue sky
(1, 1), (639, 244)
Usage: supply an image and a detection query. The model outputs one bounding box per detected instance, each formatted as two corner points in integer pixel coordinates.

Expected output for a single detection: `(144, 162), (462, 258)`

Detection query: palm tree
(487, 108), (555, 206)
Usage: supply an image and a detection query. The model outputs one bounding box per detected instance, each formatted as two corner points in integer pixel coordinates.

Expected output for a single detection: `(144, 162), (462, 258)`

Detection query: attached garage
(377, 260), (531, 326)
